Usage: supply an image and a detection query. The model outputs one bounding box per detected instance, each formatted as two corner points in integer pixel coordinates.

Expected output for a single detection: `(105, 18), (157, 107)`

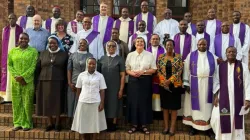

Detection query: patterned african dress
(8, 46), (38, 129)
(157, 53), (183, 110)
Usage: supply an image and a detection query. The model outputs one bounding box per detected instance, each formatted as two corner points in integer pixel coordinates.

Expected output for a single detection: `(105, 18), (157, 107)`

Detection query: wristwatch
(144, 70), (147, 74)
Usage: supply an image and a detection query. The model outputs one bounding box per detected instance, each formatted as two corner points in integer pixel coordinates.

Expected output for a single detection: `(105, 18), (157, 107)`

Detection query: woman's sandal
(141, 126), (150, 135)
(128, 126), (138, 134)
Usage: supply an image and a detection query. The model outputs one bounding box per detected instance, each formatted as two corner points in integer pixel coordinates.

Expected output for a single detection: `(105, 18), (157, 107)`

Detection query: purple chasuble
(71, 21), (77, 34)
(85, 31), (99, 45)
(147, 45), (165, 93)
(219, 61), (243, 133)
(92, 15), (114, 45)
(173, 33), (192, 60)
(1, 25), (23, 92)
(214, 34), (235, 58)
(115, 19), (134, 42)
(204, 19), (222, 35)
(131, 33), (152, 49)
(190, 23), (197, 35)
(45, 18), (52, 32)
(230, 23), (246, 46)
(20, 16), (27, 29)
(136, 12), (154, 34)
(190, 50), (215, 110)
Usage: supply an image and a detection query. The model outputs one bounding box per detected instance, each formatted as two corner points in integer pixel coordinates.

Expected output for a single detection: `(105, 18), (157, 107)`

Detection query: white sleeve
(191, 35), (197, 52)
(75, 74), (83, 88)
(183, 54), (190, 86)
(16, 16), (21, 25)
(128, 36), (132, 51)
(242, 25), (250, 57)
(243, 63), (250, 101)
(213, 64), (220, 94)
(209, 36), (215, 53)
(69, 32), (80, 53)
(153, 16), (157, 30)
(66, 22), (76, 39)
(209, 38), (215, 54)
(133, 15), (137, 33)
(99, 74), (107, 90)
(42, 20), (46, 29)
(235, 37), (242, 60)
(153, 22), (163, 40)
(97, 35), (104, 60)
(113, 20), (116, 28)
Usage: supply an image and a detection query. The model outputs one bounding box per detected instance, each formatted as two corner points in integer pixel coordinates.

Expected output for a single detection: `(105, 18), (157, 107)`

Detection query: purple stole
(195, 32), (211, 50)
(190, 23), (197, 35)
(230, 23), (246, 46)
(1, 25), (23, 92)
(174, 33), (192, 60)
(114, 19), (134, 42)
(219, 61), (243, 133)
(131, 33), (151, 48)
(190, 50), (215, 110)
(204, 19), (222, 35)
(136, 12), (154, 34)
(214, 34), (235, 58)
(92, 15), (114, 44)
(20, 16), (27, 29)
(147, 45), (165, 93)
(45, 18), (52, 32)
(85, 31), (99, 45)
(71, 21), (77, 34)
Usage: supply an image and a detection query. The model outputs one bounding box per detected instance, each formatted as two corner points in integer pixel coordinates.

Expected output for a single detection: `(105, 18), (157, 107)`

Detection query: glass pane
(168, 0), (187, 7)
(82, 0), (100, 14)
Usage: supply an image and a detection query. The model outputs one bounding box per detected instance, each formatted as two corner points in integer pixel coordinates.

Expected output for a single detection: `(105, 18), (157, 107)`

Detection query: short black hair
(163, 39), (175, 47)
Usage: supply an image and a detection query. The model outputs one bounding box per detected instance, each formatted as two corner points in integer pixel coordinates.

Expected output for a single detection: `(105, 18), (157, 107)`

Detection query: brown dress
(36, 50), (68, 116)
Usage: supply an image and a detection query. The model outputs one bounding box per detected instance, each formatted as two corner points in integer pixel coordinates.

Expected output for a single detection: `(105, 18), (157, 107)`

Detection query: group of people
(1, 1), (250, 140)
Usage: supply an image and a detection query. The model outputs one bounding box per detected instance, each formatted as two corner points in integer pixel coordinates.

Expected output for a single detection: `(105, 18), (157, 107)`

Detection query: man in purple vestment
(1, 13), (23, 103)
(184, 12), (196, 36)
(43, 6), (62, 34)
(67, 10), (84, 39)
(211, 46), (250, 140)
(17, 5), (35, 29)
(204, 9), (222, 38)
(195, 21), (213, 51)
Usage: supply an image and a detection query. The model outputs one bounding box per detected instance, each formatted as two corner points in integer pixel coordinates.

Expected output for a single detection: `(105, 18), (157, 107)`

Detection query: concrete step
(0, 126), (214, 140)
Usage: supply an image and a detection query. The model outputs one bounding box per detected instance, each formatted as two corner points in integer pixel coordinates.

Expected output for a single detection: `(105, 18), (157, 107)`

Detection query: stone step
(0, 113), (190, 132)
(0, 126), (214, 140)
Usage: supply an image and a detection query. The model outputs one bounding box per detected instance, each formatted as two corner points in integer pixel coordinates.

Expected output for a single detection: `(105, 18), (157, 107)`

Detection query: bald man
(204, 9), (222, 38)
(184, 12), (197, 35)
(17, 5), (35, 29)
(70, 17), (104, 60)
(154, 8), (179, 45)
(134, 1), (157, 34)
(92, 2), (114, 45)
(210, 21), (242, 63)
(25, 14), (50, 52)
(43, 7), (62, 33)
(113, 8), (134, 43)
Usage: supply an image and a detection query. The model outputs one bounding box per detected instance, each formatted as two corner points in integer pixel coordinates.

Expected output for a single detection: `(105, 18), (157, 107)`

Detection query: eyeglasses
(108, 45), (117, 48)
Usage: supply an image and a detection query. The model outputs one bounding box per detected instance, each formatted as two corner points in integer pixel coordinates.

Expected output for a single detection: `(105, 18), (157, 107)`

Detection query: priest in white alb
(154, 8), (179, 45)
(113, 8), (134, 43)
(210, 46), (250, 140)
(210, 21), (242, 64)
(184, 12), (197, 36)
(204, 8), (222, 39)
(43, 6), (62, 34)
(128, 20), (151, 51)
(70, 17), (104, 60)
(195, 21), (214, 51)
(133, 1), (156, 34)
(230, 11), (250, 64)
(17, 5), (35, 29)
(92, 2), (114, 45)
(183, 39), (217, 138)
(67, 10), (84, 39)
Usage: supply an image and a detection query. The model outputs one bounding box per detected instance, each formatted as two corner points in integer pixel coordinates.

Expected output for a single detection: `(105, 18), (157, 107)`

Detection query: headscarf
(105, 40), (119, 56)
(85, 57), (97, 72)
(47, 35), (65, 52)
(77, 38), (89, 54)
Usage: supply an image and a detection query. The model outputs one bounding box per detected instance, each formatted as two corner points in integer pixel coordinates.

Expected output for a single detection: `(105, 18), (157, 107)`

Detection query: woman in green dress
(8, 33), (38, 131)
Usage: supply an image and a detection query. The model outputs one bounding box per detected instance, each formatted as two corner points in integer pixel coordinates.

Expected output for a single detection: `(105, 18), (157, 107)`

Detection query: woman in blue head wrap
(36, 35), (68, 132)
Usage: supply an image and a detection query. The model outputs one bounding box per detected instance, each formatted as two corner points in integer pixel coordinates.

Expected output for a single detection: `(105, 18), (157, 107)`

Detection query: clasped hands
(131, 70), (144, 77)
(15, 76), (27, 86)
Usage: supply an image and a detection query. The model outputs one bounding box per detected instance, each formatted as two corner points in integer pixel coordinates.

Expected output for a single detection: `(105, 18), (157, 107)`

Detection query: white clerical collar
(136, 30), (149, 35)
(119, 17), (131, 22)
(107, 53), (116, 57)
(77, 50), (87, 54)
(48, 47), (60, 53)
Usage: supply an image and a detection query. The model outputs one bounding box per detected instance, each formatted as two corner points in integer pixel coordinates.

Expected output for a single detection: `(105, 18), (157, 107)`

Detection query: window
(113, 0), (156, 18)
(168, 0), (188, 20)
(81, 0), (100, 16)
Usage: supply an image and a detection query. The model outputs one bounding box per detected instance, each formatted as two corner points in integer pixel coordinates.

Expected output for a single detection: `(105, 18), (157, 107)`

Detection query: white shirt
(69, 28), (104, 60)
(128, 30), (150, 51)
(67, 19), (84, 39)
(126, 50), (157, 71)
(133, 12), (157, 33)
(42, 17), (62, 34)
(113, 17), (132, 43)
(154, 18), (180, 45)
(205, 19), (217, 38)
(187, 23), (192, 35)
(76, 71), (107, 103)
(17, 16), (34, 29)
